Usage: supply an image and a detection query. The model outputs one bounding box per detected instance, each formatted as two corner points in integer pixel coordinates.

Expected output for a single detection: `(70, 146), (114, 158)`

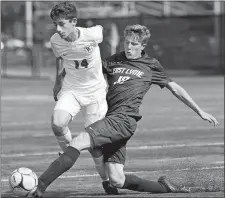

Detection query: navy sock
(122, 175), (167, 193)
(39, 146), (80, 188)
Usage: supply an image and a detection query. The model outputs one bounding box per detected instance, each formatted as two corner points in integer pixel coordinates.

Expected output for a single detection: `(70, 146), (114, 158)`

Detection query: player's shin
(122, 175), (167, 193)
(93, 155), (109, 181)
(55, 127), (72, 152)
(38, 146), (80, 190)
(37, 132), (92, 193)
(89, 148), (108, 181)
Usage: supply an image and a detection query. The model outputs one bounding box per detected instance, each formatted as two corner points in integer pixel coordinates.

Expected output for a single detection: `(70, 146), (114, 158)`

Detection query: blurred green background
(1, 1), (224, 78)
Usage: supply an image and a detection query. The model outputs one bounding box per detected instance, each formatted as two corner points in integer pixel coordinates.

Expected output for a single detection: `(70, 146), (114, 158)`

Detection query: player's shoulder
(50, 33), (61, 44)
(86, 25), (103, 31)
(78, 25), (103, 43)
(79, 25), (103, 34)
(102, 52), (123, 69)
(106, 51), (125, 63)
(147, 56), (163, 70)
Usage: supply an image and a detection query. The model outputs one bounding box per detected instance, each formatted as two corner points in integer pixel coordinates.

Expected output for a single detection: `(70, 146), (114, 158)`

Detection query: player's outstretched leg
(158, 176), (190, 193)
(32, 146), (81, 198)
(32, 179), (46, 198)
(121, 174), (190, 193)
(58, 153), (119, 195)
(32, 131), (95, 198)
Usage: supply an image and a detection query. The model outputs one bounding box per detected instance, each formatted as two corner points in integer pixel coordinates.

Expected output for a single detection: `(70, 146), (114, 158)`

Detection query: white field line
(2, 120), (83, 127)
(2, 95), (53, 101)
(1, 124), (224, 139)
(1, 166), (224, 182)
(2, 94), (224, 101)
(127, 142), (224, 150)
(213, 161), (224, 164)
(139, 125), (224, 132)
(2, 121), (51, 127)
(1, 142), (224, 158)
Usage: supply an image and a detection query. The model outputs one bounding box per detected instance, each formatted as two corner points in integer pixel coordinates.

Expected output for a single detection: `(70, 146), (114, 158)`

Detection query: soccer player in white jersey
(49, 2), (117, 194)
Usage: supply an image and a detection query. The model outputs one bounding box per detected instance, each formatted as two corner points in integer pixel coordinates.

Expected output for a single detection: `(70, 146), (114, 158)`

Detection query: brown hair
(50, 2), (77, 21)
(124, 24), (151, 45)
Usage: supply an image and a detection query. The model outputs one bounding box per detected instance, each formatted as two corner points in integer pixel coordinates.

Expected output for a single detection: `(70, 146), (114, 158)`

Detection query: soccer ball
(9, 167), (38, 197)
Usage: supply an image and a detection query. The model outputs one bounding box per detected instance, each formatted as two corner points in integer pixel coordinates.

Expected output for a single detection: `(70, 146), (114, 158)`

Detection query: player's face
(124, 35), (145, 59)
(53, 18), (77, 40)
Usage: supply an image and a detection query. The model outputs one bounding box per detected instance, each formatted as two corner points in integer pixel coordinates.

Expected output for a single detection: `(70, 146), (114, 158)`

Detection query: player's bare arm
(166, 81), (219, 126)
(53, 57), (65, 101)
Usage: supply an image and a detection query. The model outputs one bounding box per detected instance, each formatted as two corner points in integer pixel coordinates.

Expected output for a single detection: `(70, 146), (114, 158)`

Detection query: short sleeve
(102, 60), (108, 74)
(50, 41), (60, 58)
(151, 59), (172, 88)
(86, 25), (103, 44)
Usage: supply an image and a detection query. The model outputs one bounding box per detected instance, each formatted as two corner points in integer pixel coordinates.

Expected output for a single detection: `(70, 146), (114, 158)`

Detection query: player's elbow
(167, 81), (180, 95)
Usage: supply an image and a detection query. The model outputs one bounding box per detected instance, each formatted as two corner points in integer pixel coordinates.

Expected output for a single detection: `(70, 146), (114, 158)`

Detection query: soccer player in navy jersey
(33, 24), (218, 197)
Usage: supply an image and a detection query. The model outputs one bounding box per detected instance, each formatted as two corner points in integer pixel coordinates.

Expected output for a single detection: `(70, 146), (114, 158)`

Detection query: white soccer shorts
(54, 90), (108, 127)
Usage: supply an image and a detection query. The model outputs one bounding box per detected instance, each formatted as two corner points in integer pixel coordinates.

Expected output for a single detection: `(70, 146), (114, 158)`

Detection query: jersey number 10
(74, 59), (89, 69)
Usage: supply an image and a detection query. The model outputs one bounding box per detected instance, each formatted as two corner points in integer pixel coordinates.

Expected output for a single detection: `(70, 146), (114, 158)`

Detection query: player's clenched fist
(198, 110), (219, 126)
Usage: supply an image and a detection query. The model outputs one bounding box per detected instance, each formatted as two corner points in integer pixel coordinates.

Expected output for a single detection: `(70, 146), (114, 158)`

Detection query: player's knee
(51, 113), (70, 135)
(51, 118), (66, 135)
(109, 171), (125, 188)
(70, 132), (91, 151)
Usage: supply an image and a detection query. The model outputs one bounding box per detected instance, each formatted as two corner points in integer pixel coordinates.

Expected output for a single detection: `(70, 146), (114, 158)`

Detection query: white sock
(55, 128), (72, 152)
(93, 155), (109, 181)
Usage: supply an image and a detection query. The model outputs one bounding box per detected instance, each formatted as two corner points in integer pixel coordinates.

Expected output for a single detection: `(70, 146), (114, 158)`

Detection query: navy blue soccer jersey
(103, 51), (172, 121)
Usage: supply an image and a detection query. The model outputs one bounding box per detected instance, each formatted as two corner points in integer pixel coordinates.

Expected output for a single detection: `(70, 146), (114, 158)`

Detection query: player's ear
(142, 43), (147, 49)
(71, 18), (77, 26)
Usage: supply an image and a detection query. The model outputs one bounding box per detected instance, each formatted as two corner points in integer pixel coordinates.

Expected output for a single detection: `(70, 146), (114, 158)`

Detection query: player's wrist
(196, 109), (203, 116)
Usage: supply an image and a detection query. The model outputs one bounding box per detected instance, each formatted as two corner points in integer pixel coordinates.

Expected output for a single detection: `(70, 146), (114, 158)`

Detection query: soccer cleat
(32, 179), (46, 198)
(158, 176), (190, 193)
(102, 180), (119, 195)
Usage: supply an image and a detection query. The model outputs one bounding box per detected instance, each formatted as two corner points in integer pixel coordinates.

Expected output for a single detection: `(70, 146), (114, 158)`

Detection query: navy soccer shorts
(85, 113), (137, 164)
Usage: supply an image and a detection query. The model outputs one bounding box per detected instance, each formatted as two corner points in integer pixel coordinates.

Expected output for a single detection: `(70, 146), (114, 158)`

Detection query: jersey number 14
(74, 59), (89, 69)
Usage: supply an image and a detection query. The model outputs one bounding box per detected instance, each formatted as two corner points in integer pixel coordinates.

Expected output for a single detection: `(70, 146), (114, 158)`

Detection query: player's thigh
(69, 131), (92, 151)
(85, 115), (133, 149)
(104, 144), (126, 187)
(105, 162), (125, 188)
(83, 93), (108, 127)
(83, 93), (107, 157)
(54, 91), (81, 119)
(88, 147), (104, 158)
(103, 141), (127, 165)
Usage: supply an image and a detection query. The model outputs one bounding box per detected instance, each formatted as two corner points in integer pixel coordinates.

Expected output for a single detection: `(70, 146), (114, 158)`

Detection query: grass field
(1, 76), (224, 198)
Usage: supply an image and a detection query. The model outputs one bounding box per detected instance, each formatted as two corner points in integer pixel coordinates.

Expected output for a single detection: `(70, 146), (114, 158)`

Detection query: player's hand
(53, 81), (62, 101)
(198, 111), (219, 126)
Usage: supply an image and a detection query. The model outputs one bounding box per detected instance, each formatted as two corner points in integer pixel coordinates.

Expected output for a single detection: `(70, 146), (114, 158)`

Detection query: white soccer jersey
(50, 25), (107, 95)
